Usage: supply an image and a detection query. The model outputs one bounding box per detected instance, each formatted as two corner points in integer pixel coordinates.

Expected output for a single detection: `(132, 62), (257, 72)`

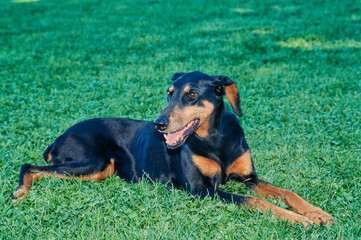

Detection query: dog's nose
(153, 116), (168, 131)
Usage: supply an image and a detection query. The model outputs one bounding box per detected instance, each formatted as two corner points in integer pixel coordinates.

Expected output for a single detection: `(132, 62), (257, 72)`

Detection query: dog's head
(154, 71), (242, 149)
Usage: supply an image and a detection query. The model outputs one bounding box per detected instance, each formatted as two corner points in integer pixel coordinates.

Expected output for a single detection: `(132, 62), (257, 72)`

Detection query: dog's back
(11, 71), (333, 227)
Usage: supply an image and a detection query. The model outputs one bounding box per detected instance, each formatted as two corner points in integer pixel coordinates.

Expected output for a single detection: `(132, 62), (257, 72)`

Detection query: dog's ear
(171, 72), (186, 81)
(213, 75), (242, 117)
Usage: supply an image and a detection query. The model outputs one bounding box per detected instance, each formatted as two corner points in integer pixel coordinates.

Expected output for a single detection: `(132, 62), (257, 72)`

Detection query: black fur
(14, 71), (259, 204)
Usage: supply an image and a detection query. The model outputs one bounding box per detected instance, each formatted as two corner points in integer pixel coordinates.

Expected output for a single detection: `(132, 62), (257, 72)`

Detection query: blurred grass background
(0, 0), (360, 238)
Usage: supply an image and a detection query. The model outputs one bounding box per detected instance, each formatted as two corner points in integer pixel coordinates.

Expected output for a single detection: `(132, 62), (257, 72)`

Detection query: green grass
(1, 0), (360, 238)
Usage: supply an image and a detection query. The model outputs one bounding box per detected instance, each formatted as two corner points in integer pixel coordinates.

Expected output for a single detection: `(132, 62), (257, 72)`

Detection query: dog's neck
(208, 100), (225, 136)
(194, 100), (225, 142)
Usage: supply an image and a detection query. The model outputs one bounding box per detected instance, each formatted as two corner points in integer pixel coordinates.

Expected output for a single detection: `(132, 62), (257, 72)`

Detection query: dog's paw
(303, 207), (334, 227)
(287, 211), (315, 227)
(10, 187), (27, 203)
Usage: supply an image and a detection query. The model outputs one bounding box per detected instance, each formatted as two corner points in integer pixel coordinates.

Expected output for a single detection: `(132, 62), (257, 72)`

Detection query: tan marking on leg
(226, 149), (253, 176)
(12, 159), (116, 203)
(51, 159), (116, 181)
(12, 171), (43, 203)
(254, 181), (334, 226)
(168, 100), (215, 138)
(12, 186), (28, 202)
(192, 155), (221, 177)
(79, 158), (116, 181)
(245, 196), (314, 227)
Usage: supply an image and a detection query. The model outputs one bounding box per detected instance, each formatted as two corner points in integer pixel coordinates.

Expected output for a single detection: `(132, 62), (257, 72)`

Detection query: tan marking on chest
(192, 155), (221, 177)
(226, 149), (253, 176)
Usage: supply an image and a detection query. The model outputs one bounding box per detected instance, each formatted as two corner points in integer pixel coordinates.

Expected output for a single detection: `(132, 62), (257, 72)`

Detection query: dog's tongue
(164, 128), (187, 145)
(163, 119), (200, 147)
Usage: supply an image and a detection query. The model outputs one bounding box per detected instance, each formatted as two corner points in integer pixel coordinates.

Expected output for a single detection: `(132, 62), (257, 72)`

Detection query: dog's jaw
(163, 119), (200, 149)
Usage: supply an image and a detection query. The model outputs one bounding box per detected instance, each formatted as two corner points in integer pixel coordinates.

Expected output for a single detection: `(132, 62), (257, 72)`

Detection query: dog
(11, 71), (333, 227)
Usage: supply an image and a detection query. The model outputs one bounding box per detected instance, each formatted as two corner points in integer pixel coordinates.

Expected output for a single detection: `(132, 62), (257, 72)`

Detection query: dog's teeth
(164, 134), (167, 139)
(176, 135), (180, 142)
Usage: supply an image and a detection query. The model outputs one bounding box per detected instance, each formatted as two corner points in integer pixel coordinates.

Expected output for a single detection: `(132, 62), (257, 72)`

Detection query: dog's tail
(43, 143), (54, 163)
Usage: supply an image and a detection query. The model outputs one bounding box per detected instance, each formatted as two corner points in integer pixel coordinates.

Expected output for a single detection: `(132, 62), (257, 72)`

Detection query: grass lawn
(1, 0), (360, 238)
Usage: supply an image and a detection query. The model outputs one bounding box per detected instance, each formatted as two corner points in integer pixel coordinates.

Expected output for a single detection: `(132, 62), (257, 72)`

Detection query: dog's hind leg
(11, 158), (115, 202)
(252, 179), (334, 226)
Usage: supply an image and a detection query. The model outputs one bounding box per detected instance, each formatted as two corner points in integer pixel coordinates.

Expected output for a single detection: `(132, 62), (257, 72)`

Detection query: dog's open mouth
(164, 119), (200, 149)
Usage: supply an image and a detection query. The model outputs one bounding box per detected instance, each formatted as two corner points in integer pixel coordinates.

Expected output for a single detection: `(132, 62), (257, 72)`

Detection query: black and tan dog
(11, 71), (333, 226)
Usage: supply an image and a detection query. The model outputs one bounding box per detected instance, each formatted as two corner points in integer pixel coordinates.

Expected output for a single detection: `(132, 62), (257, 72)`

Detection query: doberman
(11, 71), (333, 227)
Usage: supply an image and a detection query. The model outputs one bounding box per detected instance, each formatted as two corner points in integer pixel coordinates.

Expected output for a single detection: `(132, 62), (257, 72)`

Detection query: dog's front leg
(252, 180), (334, 226)
(197, 188), (314, 227)
(225, 149), (333, 226)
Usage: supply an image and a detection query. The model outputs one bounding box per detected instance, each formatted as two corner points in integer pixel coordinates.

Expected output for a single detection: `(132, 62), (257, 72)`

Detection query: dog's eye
(188, 91), (198, 99)
(167, 91), (173, 97)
